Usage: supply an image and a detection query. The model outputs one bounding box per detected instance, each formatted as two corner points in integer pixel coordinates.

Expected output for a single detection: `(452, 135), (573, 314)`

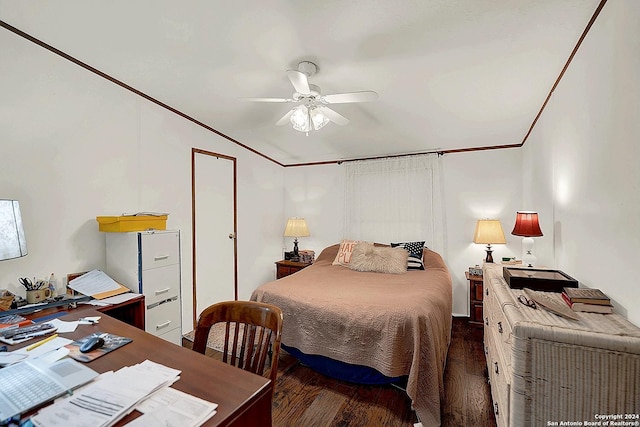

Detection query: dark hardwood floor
(183, 317), (495, 426)
(271, 317), (497, 427)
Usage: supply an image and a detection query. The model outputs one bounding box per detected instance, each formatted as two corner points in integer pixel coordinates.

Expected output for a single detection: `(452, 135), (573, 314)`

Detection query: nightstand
(466, 271), (484, 326)
(275, 260), (311, 279)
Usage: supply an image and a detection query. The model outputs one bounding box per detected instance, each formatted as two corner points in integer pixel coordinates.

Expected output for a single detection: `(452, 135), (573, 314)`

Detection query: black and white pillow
(390, 241), (426, 270)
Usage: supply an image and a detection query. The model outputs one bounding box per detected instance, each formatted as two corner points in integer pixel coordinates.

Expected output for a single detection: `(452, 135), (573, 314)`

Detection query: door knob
(228, 233), (236, 240)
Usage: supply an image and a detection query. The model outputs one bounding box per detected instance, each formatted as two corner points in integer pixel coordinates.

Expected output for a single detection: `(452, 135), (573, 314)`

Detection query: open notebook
(0, 358), (98, 421)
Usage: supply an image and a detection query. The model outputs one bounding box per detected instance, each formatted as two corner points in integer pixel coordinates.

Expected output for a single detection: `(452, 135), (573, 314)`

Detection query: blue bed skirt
(282, 344), (407, 386)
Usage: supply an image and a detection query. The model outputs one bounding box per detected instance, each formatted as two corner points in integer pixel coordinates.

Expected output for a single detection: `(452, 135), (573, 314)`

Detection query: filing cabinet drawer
(141, 232), (179, 270)
(141, 265), (180, 306)
(146, 297), (181, 337)
(156, 327), (182, 346)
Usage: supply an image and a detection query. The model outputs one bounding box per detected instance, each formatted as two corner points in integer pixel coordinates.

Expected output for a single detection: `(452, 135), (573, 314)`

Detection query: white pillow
(347, 242), (408, 274)
(332, 239), (362, 266)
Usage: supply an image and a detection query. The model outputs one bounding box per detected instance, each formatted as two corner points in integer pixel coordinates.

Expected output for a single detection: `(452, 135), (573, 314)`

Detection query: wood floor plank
(441, 358), (466, 426)
(466, 372), (496, 426)
(297, 388), (349, 427)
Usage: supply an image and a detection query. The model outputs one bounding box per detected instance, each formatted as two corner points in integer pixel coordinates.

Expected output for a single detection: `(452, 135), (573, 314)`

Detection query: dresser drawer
(141, 232), (180, 270)
(146, 296), (181, 337)
(141, 264), (180, 306)
(486, 332), (510, 427)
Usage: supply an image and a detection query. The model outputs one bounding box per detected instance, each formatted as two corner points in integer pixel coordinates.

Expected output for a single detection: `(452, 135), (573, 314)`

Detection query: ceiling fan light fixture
(310, 107), (329, 130)
(290, 105), (310, 132)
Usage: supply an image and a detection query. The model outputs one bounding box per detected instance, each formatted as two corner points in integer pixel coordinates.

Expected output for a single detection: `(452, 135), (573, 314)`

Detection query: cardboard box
(96, 215), (167, 232)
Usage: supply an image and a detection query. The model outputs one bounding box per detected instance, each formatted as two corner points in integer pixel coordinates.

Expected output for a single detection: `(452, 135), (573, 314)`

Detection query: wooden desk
(16, 309), (272, 426)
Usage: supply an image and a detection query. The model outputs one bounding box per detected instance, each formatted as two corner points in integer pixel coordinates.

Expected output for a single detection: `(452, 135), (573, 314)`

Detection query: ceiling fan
(246, 61), (378, 134)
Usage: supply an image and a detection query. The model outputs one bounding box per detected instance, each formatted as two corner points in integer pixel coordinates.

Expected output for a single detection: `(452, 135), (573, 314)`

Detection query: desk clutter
(30, 359), (218, 427)
(0, 325), (218, 426)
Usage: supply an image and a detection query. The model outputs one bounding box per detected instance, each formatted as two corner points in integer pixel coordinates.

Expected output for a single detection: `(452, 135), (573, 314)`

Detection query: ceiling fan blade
(317, 106), (349, 126)
(243, 97), (293, 103)
(286, 70), (310, 95)
(322, 91), (378, 104)
(276, 109), (295, 126)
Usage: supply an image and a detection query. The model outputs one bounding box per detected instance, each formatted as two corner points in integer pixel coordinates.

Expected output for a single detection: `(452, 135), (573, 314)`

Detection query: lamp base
(521, 237), (536, 267)
(484, 244), (494, 263)
(290, 238), (300, 261)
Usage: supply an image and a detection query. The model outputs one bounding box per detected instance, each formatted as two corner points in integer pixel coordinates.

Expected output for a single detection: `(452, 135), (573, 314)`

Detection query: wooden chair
(192, 300), (283, 391)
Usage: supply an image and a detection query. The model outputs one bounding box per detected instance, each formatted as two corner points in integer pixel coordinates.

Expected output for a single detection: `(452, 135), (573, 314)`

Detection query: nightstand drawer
(472, 281), (484, 301)
(275, 260), (310, 279)
(471, 302), (484, 324)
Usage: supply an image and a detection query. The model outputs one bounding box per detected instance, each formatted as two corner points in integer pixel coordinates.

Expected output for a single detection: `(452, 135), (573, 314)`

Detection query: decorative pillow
(332, 239), (362, 266)
(348, 242), (408, 274)
(391, 241), (426, 270)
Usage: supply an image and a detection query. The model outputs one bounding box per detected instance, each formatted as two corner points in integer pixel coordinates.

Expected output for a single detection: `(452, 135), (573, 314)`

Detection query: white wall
(441, 149), (523, 315)
(282, 164), (345, 257)
(0, 29), (284, 332)
(522, 0), (640, 326)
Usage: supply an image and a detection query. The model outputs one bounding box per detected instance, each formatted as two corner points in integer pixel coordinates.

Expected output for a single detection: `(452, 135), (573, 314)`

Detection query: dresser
(483, 263), (640, 427)
(105, 230), (182, 345)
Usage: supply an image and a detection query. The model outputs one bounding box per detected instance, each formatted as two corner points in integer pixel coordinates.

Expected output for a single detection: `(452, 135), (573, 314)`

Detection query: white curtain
(343, 154), (446, 255)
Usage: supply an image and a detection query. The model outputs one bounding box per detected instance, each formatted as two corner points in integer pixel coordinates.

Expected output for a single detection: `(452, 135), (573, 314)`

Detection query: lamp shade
(473, 219), (506, 244)
(283, 218), (310, 238)
(511, 211), (543, 237)
(0, 200), (28, 260)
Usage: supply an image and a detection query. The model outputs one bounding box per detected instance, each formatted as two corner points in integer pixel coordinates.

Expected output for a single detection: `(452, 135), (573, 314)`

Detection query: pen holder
(26, 288), (51, 304)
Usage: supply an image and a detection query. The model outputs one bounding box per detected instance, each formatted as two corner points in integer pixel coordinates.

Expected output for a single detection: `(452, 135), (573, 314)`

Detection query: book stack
(299, 250), (315, 264)
(562, 287), (613, 314)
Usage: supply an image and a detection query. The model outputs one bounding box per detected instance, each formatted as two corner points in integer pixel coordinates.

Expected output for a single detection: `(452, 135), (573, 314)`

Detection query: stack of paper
(31, 360), (182, 427)
(128, 387), (218, 427)
(67, 269), (130, 299)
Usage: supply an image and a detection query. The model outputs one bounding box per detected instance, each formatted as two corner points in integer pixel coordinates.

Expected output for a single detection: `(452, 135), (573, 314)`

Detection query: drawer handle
(486, 288), (489, 296)
(494, 361), (499, 375)
(156, 320), (172, 330)
(494, 403), (499, 416)
(485, 317), (489, 326)
(155, 288), (171, 295)
(154, 255), (170, 261)
(497, 321), (503, 334)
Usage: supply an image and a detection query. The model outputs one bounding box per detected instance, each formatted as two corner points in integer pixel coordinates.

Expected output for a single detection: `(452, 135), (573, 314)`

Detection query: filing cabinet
(105, 230), (182, 345)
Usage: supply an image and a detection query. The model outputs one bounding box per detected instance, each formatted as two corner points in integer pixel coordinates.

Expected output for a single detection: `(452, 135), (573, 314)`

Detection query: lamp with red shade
(511, 211), (543, 267)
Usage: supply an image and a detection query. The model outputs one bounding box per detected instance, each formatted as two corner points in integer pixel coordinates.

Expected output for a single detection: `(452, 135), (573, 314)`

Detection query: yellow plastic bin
(96, 215), (167, 232)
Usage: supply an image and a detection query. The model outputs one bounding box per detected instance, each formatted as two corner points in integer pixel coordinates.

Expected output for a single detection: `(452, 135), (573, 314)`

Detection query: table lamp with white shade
(283, 217), (310, 261)
(473, 219), (506, 263)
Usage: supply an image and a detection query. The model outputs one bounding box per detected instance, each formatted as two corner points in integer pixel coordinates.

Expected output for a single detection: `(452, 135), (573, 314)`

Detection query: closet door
(192, 149), (237, 324)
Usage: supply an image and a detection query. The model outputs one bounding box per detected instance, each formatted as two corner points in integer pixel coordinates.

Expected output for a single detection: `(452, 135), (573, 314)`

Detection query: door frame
(191, 148), (238, 326)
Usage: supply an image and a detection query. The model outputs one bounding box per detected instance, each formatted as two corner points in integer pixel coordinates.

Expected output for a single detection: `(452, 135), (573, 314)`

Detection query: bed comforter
(251, 244), (453, 425)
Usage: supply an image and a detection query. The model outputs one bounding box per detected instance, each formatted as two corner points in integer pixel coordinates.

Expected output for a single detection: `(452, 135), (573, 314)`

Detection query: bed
(251, 242), (453, 426)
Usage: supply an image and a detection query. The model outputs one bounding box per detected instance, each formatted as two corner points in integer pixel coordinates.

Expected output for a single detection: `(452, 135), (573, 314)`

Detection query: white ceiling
(1, 0), (603, 165)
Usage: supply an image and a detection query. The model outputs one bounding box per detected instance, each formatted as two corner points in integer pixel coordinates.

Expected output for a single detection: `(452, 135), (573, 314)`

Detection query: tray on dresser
(503, 267), (578, 292)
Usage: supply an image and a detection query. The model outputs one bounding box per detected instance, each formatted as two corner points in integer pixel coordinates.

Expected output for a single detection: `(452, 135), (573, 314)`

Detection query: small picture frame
(468, 266), (483, 276)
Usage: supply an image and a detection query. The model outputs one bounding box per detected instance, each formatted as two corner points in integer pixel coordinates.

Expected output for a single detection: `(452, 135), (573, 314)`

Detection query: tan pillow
(347, 242), (408, 274)
(332, 239), (361, 266)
